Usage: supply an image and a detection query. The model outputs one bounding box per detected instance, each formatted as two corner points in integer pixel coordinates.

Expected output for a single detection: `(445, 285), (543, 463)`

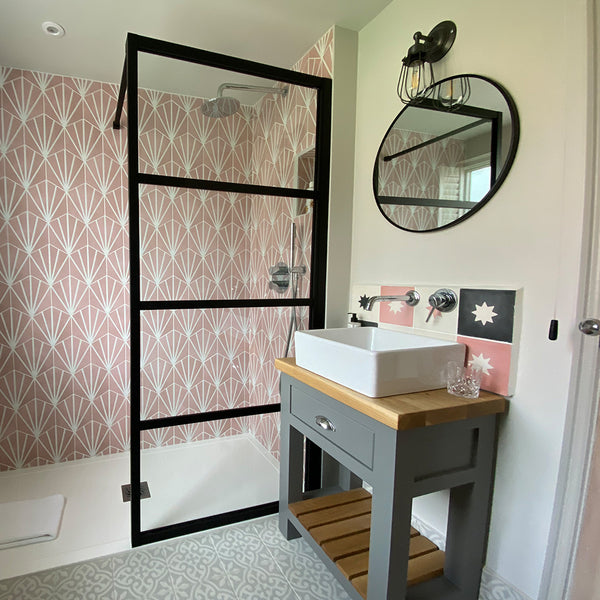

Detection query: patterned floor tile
(0, 517), (358, 600)
(162, 535), (237, 600)
(0, 571), (56, 600)
(112, 545), (174, 600)
(211, 522), (299, 600)
(53, 556), (115, 600)
(254, 517), (352, 600)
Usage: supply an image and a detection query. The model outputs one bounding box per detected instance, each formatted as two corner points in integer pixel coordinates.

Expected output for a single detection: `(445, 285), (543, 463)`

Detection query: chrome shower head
(201, 96), (240, 118)
(201, 83), (288, 119)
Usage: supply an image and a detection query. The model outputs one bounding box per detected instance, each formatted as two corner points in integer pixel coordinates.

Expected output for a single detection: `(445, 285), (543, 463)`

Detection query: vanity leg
(367, 434), (413, 599)
(279, 423), (304, 540)
(444, 416), (497, 599)
(368, 482), (413, 599)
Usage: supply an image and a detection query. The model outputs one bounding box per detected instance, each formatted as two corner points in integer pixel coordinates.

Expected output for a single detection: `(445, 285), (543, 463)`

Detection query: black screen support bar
(383, 118), (489, 162)
(113, 57), (127, 130)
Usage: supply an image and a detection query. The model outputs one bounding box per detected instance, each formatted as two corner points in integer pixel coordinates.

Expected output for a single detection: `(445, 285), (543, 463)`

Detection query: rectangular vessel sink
(294, 328), (465, 398)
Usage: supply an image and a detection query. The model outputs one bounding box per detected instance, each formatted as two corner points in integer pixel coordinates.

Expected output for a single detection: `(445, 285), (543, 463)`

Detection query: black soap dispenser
(347, 313), (361, 328)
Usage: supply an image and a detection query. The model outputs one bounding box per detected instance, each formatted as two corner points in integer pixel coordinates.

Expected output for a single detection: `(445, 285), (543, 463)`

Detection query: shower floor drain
(121, 482), (151, 502)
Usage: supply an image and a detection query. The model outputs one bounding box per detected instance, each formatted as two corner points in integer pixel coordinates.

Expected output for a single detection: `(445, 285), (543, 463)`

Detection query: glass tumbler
(446, 362), (483, 399)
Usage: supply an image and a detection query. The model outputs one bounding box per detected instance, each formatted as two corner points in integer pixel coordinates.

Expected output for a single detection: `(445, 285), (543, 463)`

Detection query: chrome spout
(364, 290), (420, 311)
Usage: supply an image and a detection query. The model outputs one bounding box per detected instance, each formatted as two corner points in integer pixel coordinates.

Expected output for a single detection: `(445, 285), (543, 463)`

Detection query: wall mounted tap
(426, 288), (458, 322)
(361, 290), (420, 311)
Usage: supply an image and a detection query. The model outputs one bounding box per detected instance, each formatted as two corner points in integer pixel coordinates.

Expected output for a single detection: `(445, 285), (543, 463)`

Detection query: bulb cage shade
(432, 75), (471, 111)
(397, 62), (435, 104)
(397, 20), (457, 105)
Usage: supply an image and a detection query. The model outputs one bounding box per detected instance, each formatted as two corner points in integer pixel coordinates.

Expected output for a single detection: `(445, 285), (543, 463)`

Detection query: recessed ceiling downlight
(42, 21), (65, 37)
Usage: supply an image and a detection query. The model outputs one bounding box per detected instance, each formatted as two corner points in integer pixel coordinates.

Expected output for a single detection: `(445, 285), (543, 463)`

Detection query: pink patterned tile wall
(140, 309), (251, 421)
(137, 91), (254, 182)
(247, 27), (332, 452)
(0, 69), (128, 468)
(139, 187), (253, 302)
(0, 28), (333, 471)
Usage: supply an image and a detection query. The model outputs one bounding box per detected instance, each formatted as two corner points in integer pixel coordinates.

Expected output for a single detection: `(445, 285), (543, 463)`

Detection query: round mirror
(373, 74), (519, 232)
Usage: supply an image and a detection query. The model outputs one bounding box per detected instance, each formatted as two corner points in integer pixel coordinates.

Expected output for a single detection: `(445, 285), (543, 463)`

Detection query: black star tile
(457, 288), (516, 343)
(358, 294), (370, 310)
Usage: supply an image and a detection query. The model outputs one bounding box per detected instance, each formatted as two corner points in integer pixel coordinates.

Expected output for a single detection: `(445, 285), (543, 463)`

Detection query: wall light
(397, 20), (456, 105)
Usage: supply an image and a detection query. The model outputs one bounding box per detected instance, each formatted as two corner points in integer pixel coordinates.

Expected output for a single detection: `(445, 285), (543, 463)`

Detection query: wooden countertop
(275, 357), (506, 431)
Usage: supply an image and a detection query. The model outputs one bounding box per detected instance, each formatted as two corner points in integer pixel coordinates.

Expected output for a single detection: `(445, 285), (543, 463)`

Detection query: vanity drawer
(290, 387), (375, 468)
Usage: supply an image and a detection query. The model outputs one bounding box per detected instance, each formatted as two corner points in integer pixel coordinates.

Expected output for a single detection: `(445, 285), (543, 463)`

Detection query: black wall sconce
(397, 20), (458, 105)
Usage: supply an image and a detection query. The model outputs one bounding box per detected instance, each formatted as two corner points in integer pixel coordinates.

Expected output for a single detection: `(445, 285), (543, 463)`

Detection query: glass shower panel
(138, 186), (313, 302)
(139, 306), (303, 421)
(139, 421), (279, 532)
(136, 54), (318, 189)
(140, 308), (249, 421)
(126, 35), (330, 546)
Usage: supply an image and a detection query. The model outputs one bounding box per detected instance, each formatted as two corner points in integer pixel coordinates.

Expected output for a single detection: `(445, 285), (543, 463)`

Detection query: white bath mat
(0, 494), (65, 550)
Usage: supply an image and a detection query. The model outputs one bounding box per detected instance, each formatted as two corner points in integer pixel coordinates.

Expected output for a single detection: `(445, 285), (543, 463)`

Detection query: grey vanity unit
(275, 358), (506, 600)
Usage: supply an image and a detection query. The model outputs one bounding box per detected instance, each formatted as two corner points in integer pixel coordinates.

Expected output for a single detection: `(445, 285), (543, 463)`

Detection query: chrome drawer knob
(315, 415), (336, 432)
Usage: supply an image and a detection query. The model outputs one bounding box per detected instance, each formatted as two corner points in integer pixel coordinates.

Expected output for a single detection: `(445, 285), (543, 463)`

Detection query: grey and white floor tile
(210, 522), (299, 600)
(163, 535), (237, 600)
(0, 570), (58, 600)
(0, 516), (353, 600)
(54, 557), (116, 600)
(252, 518), (352, 600)
(112, 545), (174, 600)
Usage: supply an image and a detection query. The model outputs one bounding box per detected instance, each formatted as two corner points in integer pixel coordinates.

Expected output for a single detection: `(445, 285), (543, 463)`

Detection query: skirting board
(410, 515), (533, 600)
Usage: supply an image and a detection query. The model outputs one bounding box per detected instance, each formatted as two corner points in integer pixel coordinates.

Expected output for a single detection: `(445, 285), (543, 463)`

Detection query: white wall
(352, 0), (590, 597)
(326, 27), (358, 328)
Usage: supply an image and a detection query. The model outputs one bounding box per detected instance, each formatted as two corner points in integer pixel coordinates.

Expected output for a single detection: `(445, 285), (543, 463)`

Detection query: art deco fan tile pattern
(0, 28), (333, 470)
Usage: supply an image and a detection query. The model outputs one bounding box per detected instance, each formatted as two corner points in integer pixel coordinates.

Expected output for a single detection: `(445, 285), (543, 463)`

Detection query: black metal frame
(373, 74), (519, 233)
(377, 196), (478, 210)
(114, 33), (332, 547)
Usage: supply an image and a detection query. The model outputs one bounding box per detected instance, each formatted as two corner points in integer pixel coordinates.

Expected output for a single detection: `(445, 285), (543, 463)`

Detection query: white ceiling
(0, 0), (392, 98)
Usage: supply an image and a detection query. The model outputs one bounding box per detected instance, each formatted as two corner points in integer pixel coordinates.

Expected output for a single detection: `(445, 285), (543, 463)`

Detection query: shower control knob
(426, 288), (458, 323)
(579, 318), (600, 336)
(428, 288), (458, 311)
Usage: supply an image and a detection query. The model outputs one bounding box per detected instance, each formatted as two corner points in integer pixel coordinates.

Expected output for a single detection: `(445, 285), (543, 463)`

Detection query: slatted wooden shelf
(289, 488), (445, 599)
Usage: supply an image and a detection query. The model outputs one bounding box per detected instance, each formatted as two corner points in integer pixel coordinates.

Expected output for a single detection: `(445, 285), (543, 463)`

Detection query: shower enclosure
(113, 34), (332, 547)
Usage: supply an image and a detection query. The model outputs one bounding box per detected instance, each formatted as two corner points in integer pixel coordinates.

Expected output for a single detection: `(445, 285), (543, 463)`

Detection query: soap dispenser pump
(347, 313), (361, 328)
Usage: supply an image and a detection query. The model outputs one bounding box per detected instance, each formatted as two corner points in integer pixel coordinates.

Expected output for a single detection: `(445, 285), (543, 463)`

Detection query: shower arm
(216, 83), (288, 98)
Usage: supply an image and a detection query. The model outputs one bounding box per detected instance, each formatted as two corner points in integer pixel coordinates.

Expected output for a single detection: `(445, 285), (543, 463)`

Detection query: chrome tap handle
(426, 288), (458, 322)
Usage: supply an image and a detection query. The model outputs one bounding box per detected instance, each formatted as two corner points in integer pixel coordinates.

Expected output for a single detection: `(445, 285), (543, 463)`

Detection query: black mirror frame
(372, 74), (520, 233)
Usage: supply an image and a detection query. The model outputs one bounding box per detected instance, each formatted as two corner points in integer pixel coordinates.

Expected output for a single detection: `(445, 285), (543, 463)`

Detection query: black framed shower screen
(113, 33), (331, 547)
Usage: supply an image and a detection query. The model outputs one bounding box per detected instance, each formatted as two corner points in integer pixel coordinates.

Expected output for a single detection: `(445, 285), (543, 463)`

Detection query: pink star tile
(378, 285), (416, 327)
(457, 335), (512, 396)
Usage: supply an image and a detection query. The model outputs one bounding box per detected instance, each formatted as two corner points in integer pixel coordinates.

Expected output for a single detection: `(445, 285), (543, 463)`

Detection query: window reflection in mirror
(373, 75), (519, 232)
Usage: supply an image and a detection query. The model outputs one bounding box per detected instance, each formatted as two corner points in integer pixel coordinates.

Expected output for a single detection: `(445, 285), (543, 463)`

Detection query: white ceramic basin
(294, 327), (465, 398)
